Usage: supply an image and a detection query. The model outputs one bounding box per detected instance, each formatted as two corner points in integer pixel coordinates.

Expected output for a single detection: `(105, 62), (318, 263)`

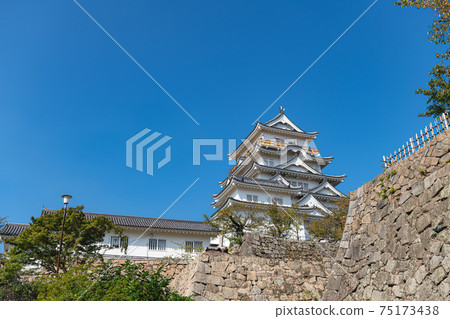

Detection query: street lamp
(56, 194), (72, 274)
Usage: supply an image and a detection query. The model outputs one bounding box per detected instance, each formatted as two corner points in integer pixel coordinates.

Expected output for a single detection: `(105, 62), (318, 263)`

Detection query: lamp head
(61, 194), (72, 205)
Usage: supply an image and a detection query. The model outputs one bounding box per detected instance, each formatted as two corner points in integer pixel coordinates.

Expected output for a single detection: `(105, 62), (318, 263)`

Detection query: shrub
(0, 281), (38, 301)
(0, 253), (39, 301)
(37, 260), (191, 301)
(305, 198), (349, 242)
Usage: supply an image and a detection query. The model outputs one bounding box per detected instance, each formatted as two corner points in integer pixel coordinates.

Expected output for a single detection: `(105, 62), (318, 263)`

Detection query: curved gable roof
(310, 180), (345, 197)
(278, 155), (320, 174)
(0, 222), (29, 237)
(296, 193), (332, 215)
(264, 110), (304, 133)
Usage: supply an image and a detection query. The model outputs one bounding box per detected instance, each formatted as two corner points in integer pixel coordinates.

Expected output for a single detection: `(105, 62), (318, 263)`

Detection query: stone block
(222, 286), (238, 300)
(204, 290), (225, 301)
(431, 267), (446, 284)
(207, 275), (225, 286)
(411, 182), (424, 196)
(424, 172), (437, 189)
(438, 278), (450, 297)
(440, 185), (450, 199)
(250, 286), (262, 295)
(193, 272), (208, 284)
(224, 279), (238, 288)
(441, 256), (450, 273)
(389, 274), (402, 286)
(273, 277), (284, 287)
(189, 282), (206, 295)
(197, 261), (211, 274)
(398, 192), (411, 205)
(405, 278), (417, 295)
(385, 260), (398, 274)
(371, 290), (385, 301)
(416, 214), (432, 233)
(428, 240), (443, 254)
(430, 256), (444, 271)
(414, 265), (427, 284)
(247, 271), (257, 281)
(392, 286), (403, 298)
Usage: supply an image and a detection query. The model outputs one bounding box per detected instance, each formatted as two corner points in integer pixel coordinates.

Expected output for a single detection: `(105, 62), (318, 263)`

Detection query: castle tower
(212, 107), (346, 240)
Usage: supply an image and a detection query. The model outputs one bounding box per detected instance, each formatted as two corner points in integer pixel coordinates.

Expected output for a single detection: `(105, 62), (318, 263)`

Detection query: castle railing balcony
(228, 139), (320, 175)
(257, 138), (319, 155)
(257, 138), (286, 148)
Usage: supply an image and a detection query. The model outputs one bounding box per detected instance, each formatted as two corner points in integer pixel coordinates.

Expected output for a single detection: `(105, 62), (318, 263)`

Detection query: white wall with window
(100, 228), (211, 259)
(235, 189), (292, 206)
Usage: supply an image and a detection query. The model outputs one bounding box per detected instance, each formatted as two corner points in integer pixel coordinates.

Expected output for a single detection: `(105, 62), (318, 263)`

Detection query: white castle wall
(100, 228), (212, 259)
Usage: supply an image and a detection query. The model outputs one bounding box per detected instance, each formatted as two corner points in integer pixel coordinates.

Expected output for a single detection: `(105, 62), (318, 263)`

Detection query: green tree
(203, 203), (264, 245)
(395, 0), (450, 117)
(5, 206), (126, 273)
(37, 260), (191, 301)
(305, 198), (349, 242)
(0, 244), (39, 301)
(264, 203), (304, 238)
(415, 63), (450, 117)
(289, 206), (308, 240)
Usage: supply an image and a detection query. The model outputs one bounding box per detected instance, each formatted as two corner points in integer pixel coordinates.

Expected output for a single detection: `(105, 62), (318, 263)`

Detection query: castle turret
(212, 107), (346, 240)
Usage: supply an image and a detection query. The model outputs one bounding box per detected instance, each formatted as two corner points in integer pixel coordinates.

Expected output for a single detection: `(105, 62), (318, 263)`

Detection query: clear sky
(0, 0), (441, 224)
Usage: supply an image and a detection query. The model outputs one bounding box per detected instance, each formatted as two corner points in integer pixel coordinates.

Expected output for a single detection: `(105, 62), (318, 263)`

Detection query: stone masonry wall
(171, 234), (338, 301)
(323, 129), (450, 301)
(107, 259), (188, 280)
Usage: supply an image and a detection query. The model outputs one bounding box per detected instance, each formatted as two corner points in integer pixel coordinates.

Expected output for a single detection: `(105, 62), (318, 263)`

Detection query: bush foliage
(305, 198), (349, 242)
(37, 260), (191, 301)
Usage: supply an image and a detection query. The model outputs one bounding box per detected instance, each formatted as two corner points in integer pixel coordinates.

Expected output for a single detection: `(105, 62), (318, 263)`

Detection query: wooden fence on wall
(382, 112), (449, 169)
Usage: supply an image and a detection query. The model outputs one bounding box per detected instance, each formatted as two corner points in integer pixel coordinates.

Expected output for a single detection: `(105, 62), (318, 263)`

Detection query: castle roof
(213, 175), (305, 201)
(221, 162), (345, 188)
(41, 208), (216, 233)
(0, 222), (29, 237)
(228, 110), (318, 161)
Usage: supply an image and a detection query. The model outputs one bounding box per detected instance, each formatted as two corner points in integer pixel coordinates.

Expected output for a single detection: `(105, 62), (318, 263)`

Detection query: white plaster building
(212, 107), (346, 240)
(1, 209), (216, 260)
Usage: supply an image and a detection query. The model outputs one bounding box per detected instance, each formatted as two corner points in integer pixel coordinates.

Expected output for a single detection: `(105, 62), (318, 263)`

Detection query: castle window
(246, 194), (258, 202)
(185, 241), (203, 253)
(110, 236), (126, 248)
(289, 181), (309, 190)
(149, 238), (166, 251)
(289, 180), (299, 187)
(272, 198), (283, 205)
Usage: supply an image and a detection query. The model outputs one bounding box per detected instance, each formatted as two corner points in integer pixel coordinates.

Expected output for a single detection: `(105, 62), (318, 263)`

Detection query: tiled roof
(42, 208), (216, 233)
(0, 222), (29, 237)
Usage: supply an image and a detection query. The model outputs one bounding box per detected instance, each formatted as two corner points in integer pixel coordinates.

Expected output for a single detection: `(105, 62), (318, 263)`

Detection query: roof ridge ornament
(279, 106), (285, 114)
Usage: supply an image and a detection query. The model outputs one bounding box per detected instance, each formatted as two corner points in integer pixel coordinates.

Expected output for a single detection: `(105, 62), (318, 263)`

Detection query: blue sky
(0, 0), (441, 225)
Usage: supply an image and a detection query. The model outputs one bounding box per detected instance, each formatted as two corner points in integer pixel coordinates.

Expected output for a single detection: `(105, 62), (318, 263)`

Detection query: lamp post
(56, 194), (72, 274)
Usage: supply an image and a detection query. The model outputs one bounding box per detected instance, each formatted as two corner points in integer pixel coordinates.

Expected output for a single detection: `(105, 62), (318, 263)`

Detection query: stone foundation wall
(110, 259), (188, 280)
(323, 130), (450, 301)
(171, 234), (338, 301)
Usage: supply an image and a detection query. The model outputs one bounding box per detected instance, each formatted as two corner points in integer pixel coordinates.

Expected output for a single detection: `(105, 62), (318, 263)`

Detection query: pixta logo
(126, 129), (172, 176)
